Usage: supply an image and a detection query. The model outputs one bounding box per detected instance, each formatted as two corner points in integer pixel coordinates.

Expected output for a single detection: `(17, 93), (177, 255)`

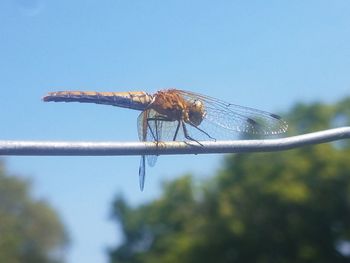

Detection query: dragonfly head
(186, 99), (206, 126)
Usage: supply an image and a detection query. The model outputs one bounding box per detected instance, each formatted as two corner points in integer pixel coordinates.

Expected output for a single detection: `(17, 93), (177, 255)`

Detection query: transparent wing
(177, 90), (288, 138)
(148, 118), (185, 142)
(137, 110), (159, 167)
(138, 109), (188, 141)
(138, 155), (146, 191)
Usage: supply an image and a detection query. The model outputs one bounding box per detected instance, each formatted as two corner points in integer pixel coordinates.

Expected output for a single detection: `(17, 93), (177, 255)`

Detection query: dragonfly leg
(172, 121), (181, 141)
(146, 116), (169, 142)
(146, 118), (158, 141)
(147, 116), (180, 142)
(182, 122), (204, 146)
(188, 122), (216, 141)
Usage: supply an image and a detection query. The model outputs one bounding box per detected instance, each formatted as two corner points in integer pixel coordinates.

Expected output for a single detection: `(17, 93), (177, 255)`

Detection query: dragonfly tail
(43, 91), (152, 111)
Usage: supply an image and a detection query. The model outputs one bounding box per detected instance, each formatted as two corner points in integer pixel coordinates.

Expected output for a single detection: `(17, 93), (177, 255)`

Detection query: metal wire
(0, 127), (349, 156)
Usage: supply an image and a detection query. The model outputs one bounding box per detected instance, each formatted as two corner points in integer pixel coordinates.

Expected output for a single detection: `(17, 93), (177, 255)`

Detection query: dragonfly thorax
(151, 90), (206, 126)
(150, 90), (186, 121)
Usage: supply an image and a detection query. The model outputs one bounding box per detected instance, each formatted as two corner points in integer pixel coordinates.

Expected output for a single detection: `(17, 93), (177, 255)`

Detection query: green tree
(0, 162), (69, 263)
(109, 97), (350, 263)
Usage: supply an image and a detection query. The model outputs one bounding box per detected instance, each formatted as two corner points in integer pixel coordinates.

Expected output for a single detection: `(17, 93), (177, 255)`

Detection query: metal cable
(0, 127), (349, 156)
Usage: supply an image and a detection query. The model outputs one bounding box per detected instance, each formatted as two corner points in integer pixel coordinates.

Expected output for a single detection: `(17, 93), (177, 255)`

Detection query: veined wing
(137, 110), (151, 191)
(177, 89), (288, 136)
(137, 109), (180, 190)
(138, 109), (185, 143)
(137, 109), (160, 167)
(137, 109), (184, 191)
(139, 155), (146, 191)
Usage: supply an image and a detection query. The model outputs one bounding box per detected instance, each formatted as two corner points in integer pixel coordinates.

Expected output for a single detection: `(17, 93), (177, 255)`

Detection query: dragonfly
(43, 89), (288, 191)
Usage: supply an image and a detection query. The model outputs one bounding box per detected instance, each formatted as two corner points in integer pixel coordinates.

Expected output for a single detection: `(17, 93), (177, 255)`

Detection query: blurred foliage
(0, 163), (69, 263)
(109, 97), (350, 263)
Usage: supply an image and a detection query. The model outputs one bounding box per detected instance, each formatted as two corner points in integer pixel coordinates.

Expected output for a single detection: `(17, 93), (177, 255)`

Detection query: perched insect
(43, 89), (288, 190)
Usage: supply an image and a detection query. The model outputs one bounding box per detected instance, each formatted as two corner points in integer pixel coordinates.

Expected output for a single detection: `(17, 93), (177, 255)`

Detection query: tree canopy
(0, 162), (69, 263)
(109, 97), (350, 263)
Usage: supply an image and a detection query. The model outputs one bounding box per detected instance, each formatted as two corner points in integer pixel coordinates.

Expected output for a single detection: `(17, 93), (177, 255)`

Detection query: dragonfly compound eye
(188, 100), (206, 126)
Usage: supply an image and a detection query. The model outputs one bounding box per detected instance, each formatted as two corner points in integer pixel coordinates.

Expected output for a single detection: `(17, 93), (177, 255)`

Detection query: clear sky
(1, 1), (349, 262)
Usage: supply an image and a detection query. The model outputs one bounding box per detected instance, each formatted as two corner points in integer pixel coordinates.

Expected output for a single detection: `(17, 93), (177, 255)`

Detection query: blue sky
(1, 1), (349, 262)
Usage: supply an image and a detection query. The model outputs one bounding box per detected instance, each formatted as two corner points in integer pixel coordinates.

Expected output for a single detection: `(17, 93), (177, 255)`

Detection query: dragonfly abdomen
(43, 91), (153, 111)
